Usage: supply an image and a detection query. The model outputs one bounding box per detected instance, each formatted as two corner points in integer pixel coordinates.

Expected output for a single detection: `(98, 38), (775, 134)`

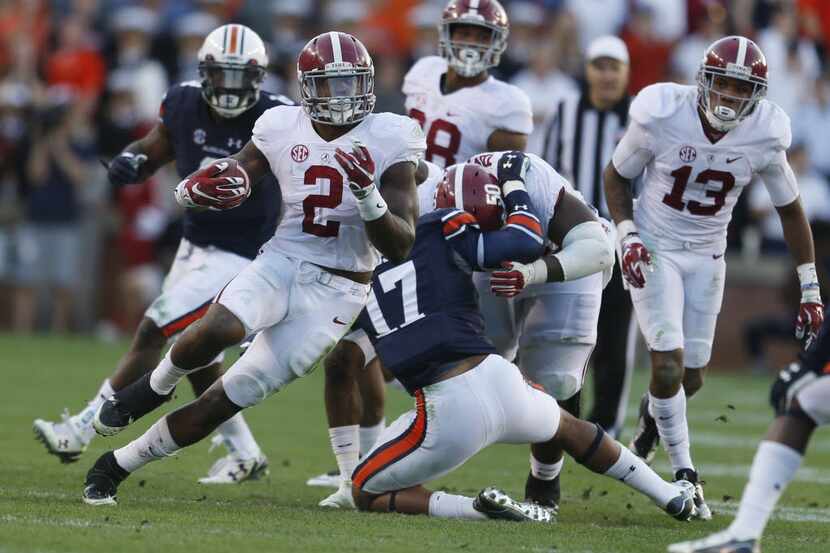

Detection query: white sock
(359, 419), (385, 457)
(649, 389), (694, 473)
(428, 491), (487, 520)
(729, 441), (803, 539)
(149, 351), (190, 395)
(70, 379), (114, 442)
(530, 454), (563, 481)
(216, 413), (261, 460)
(604, 444), (678, 507)
(113, 417), (180, 473)
(329, 425), (360, 481)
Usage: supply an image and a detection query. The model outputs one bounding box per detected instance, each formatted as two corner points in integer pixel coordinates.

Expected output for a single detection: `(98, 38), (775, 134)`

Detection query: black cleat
(629, 393), (659, 464)
(93, 373), (172, 437)
(524, 471), (560, 514)
(675, 469), (712, 520)
(83, 451), (129, 506)
(474, 487), (555, 523)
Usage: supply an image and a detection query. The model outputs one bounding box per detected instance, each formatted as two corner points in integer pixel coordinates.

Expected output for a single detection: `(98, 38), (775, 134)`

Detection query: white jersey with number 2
(403, 56), (532, 169)
(252, 105), (426, 272)
(612, 82), (798, 251)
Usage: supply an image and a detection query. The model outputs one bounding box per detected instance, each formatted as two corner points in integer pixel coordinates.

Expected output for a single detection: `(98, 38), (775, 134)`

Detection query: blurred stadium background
(0, 0), (828, 373)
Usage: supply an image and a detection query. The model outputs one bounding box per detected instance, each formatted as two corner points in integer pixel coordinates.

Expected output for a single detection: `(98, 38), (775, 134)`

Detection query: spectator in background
(564, 0), (627, 51)
(758, 4), (820, 116)
(622, 3), (673, 94)
(172, 12), (219, 84)
(500, 1), (548, 80)
(45, 14), (105, 97)
(635, 0), (687, 42)
(110, 6), (167, 123)
(266, 0), (312, 98)
(14, 88), (97, 333)
(512, 39), (578, 152)
(794, 73), (830, 179)
(670, 2), (728, 84)
(408, 2), (441, 63)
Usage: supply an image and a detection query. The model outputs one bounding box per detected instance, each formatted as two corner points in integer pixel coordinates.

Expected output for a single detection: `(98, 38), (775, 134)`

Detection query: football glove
(174, 159), (250, 211)
(619, 232), (653, 289)
(107, 152), (147, 187)
(334, 141), (376, 200)
(796, 264), (823, 349)
(490, 260), (547, 297)
(496, 151), (530, 187)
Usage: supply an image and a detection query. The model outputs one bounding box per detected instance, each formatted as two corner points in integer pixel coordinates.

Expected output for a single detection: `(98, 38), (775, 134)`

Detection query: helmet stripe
(736, 36), (748, 66)
(240, 26), (245, 54)
(329, 31), (342, 63)
(453, 166), (465, 209)
(229, 25), (239, 55)
(222, 25), (228, 53)
(469, 0), (480, 10)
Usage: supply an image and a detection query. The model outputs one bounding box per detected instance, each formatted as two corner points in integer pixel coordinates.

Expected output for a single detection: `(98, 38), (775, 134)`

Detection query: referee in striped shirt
(538, 36), (634, 438)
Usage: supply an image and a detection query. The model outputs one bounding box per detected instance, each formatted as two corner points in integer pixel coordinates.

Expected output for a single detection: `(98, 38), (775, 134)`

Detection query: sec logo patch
(291, 144), (309, 163)
(679, 145), (697, 163)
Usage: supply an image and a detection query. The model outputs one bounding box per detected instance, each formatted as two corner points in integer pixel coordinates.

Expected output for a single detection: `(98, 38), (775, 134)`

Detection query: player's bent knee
(324, 340), (364, 383)
(683, 367), (705, 397)
(546, 374), (581, 401)
(651, 352), (683, 390)
(133, 318), (167, 351)
(194, 304), (247, 347)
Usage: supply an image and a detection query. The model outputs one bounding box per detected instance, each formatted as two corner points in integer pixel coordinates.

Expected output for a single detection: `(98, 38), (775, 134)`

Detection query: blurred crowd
(1, 0), (830, 337)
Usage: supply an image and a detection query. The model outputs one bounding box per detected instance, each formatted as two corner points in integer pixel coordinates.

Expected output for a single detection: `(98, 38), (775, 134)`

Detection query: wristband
(502, 180), (527, 197)
(525, 258), (548, 286)
(355, 184), (388, 222)
(616, 219), (637, 241)
(797, 262), (821, 302)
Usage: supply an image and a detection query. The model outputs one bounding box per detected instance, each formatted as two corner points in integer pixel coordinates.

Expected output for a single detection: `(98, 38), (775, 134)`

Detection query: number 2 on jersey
(663, 166), (735, 216)
(366, 260), (425, 337)
(302, 165), (342, 237)
(409, 108), (461, 167)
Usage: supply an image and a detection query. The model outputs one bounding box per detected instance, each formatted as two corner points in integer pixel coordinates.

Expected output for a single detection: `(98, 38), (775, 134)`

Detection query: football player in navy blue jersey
(318, 152), (699, 523)
(34, 24), (289, 484)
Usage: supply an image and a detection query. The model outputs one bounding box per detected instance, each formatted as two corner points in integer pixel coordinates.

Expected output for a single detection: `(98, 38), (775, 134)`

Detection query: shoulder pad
(254, 105), (303, 134)
(752, 99), (792, 151)
(403, 56), (446, 92)
(262, 91), (296, 107)
(368, 112), (426, 142)
(629, 82), (692, 126)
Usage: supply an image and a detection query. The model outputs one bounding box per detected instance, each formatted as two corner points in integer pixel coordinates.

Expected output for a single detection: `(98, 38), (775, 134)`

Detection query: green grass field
(1, 334), (828, 553)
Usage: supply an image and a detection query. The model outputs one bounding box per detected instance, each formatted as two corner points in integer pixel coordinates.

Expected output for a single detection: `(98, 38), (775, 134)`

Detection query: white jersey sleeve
(490, 83), (533, 136)
(251, 105), (293, 160)
(417, 160), (444, 215)
(611, 119), (656, 180)
(757, 149), (799, 207)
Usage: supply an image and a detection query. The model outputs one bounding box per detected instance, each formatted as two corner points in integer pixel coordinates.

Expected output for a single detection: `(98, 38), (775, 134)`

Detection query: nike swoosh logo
(333, 317), (348, 325)
(712, 253), (724, 259)
(726, 157), (741, 163)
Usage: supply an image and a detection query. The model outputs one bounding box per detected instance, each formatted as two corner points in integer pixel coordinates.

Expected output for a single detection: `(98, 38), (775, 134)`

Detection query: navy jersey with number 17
(357, 197), (545, 394)
(160, 81), (294, 259)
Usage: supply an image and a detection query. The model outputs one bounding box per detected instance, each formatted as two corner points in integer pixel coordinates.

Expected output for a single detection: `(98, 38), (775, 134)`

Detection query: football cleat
(473, 487), (555, 523)
(33, 410), (89, 463)
(83, 451), (129, 506)
(664, 479), (698, 521)
(306, 468), (342, 488)
(524, 472), (560, 514)
(318, 480), (356, 509)
(675, 469), (713, 521)
(93, 373), (171, 437)
(629, 393), (659, 464)
(668, 529), (760, 553)
(198, 453), (269, 484)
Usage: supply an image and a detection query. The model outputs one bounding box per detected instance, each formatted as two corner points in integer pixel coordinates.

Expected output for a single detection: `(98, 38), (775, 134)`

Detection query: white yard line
(653, 462), (830, 484)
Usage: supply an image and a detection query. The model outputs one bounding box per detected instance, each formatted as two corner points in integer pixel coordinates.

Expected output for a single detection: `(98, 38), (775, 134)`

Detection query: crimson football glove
(620, 232), (653, 289)
(174, 159), (250, 211)
(796, 298), (824, 350)
(490, 261), (546, 298)
(335, 141), (376, 200)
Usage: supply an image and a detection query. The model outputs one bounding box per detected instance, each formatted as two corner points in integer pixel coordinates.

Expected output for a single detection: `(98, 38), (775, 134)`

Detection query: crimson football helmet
(297, 31), (375, 126)
(435, 163), (504, 230)
(198, 24), (267, 118)
(697, 35), (768, 132)
(439, 0), (509, 78)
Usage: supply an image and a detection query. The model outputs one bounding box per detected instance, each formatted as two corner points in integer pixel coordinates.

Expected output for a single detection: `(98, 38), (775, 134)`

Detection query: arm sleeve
(758, 150), (799, 207)
(443, 187), (545, 269)
(611, 119), (655, 179)
(384, 117), (427, 169)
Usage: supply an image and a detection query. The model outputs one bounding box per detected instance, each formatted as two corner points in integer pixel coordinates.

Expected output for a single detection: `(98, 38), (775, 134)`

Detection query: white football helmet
(197, 24), (268, 118)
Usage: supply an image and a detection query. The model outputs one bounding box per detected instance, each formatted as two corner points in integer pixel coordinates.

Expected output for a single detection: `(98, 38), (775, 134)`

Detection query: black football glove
(496, 151), (530, 185)
(107, 152), (148, 187)
(769, 361), (818, 416)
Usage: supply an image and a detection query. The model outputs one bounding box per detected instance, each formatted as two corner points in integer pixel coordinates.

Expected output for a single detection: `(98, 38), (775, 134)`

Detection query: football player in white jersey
(670, 320), (830, 553)
(80, 31), (425, 505)
(604, 36), (824, 520)
(309, 0), (534, 494)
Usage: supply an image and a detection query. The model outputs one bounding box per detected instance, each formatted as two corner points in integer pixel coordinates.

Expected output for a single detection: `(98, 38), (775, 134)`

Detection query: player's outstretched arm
(603, 162), (634, 225)
(335, 145), (418, 264)
(107, 123), (175, 187)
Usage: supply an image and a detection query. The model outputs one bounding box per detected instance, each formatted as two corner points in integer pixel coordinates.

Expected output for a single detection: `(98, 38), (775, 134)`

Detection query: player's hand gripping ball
(175, 158), (251, 211)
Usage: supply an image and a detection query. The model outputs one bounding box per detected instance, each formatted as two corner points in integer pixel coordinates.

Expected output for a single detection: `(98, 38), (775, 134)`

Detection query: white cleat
(663, 480), (698, 521)
(318, 480), (355, 509)
(675, 469), (713, 521)
(306, 469), (342, 488)
(33, 410), (90, 463)
(198, 453), (270, 484)
(668, 529), (760, 553)
(473, 487), (555, 523)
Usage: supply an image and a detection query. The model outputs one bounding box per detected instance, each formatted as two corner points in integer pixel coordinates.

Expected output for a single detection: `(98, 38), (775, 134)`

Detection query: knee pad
(683, 339), (712, 370)
(519, 341), (590, 400)
(546, 374), (582, 402)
